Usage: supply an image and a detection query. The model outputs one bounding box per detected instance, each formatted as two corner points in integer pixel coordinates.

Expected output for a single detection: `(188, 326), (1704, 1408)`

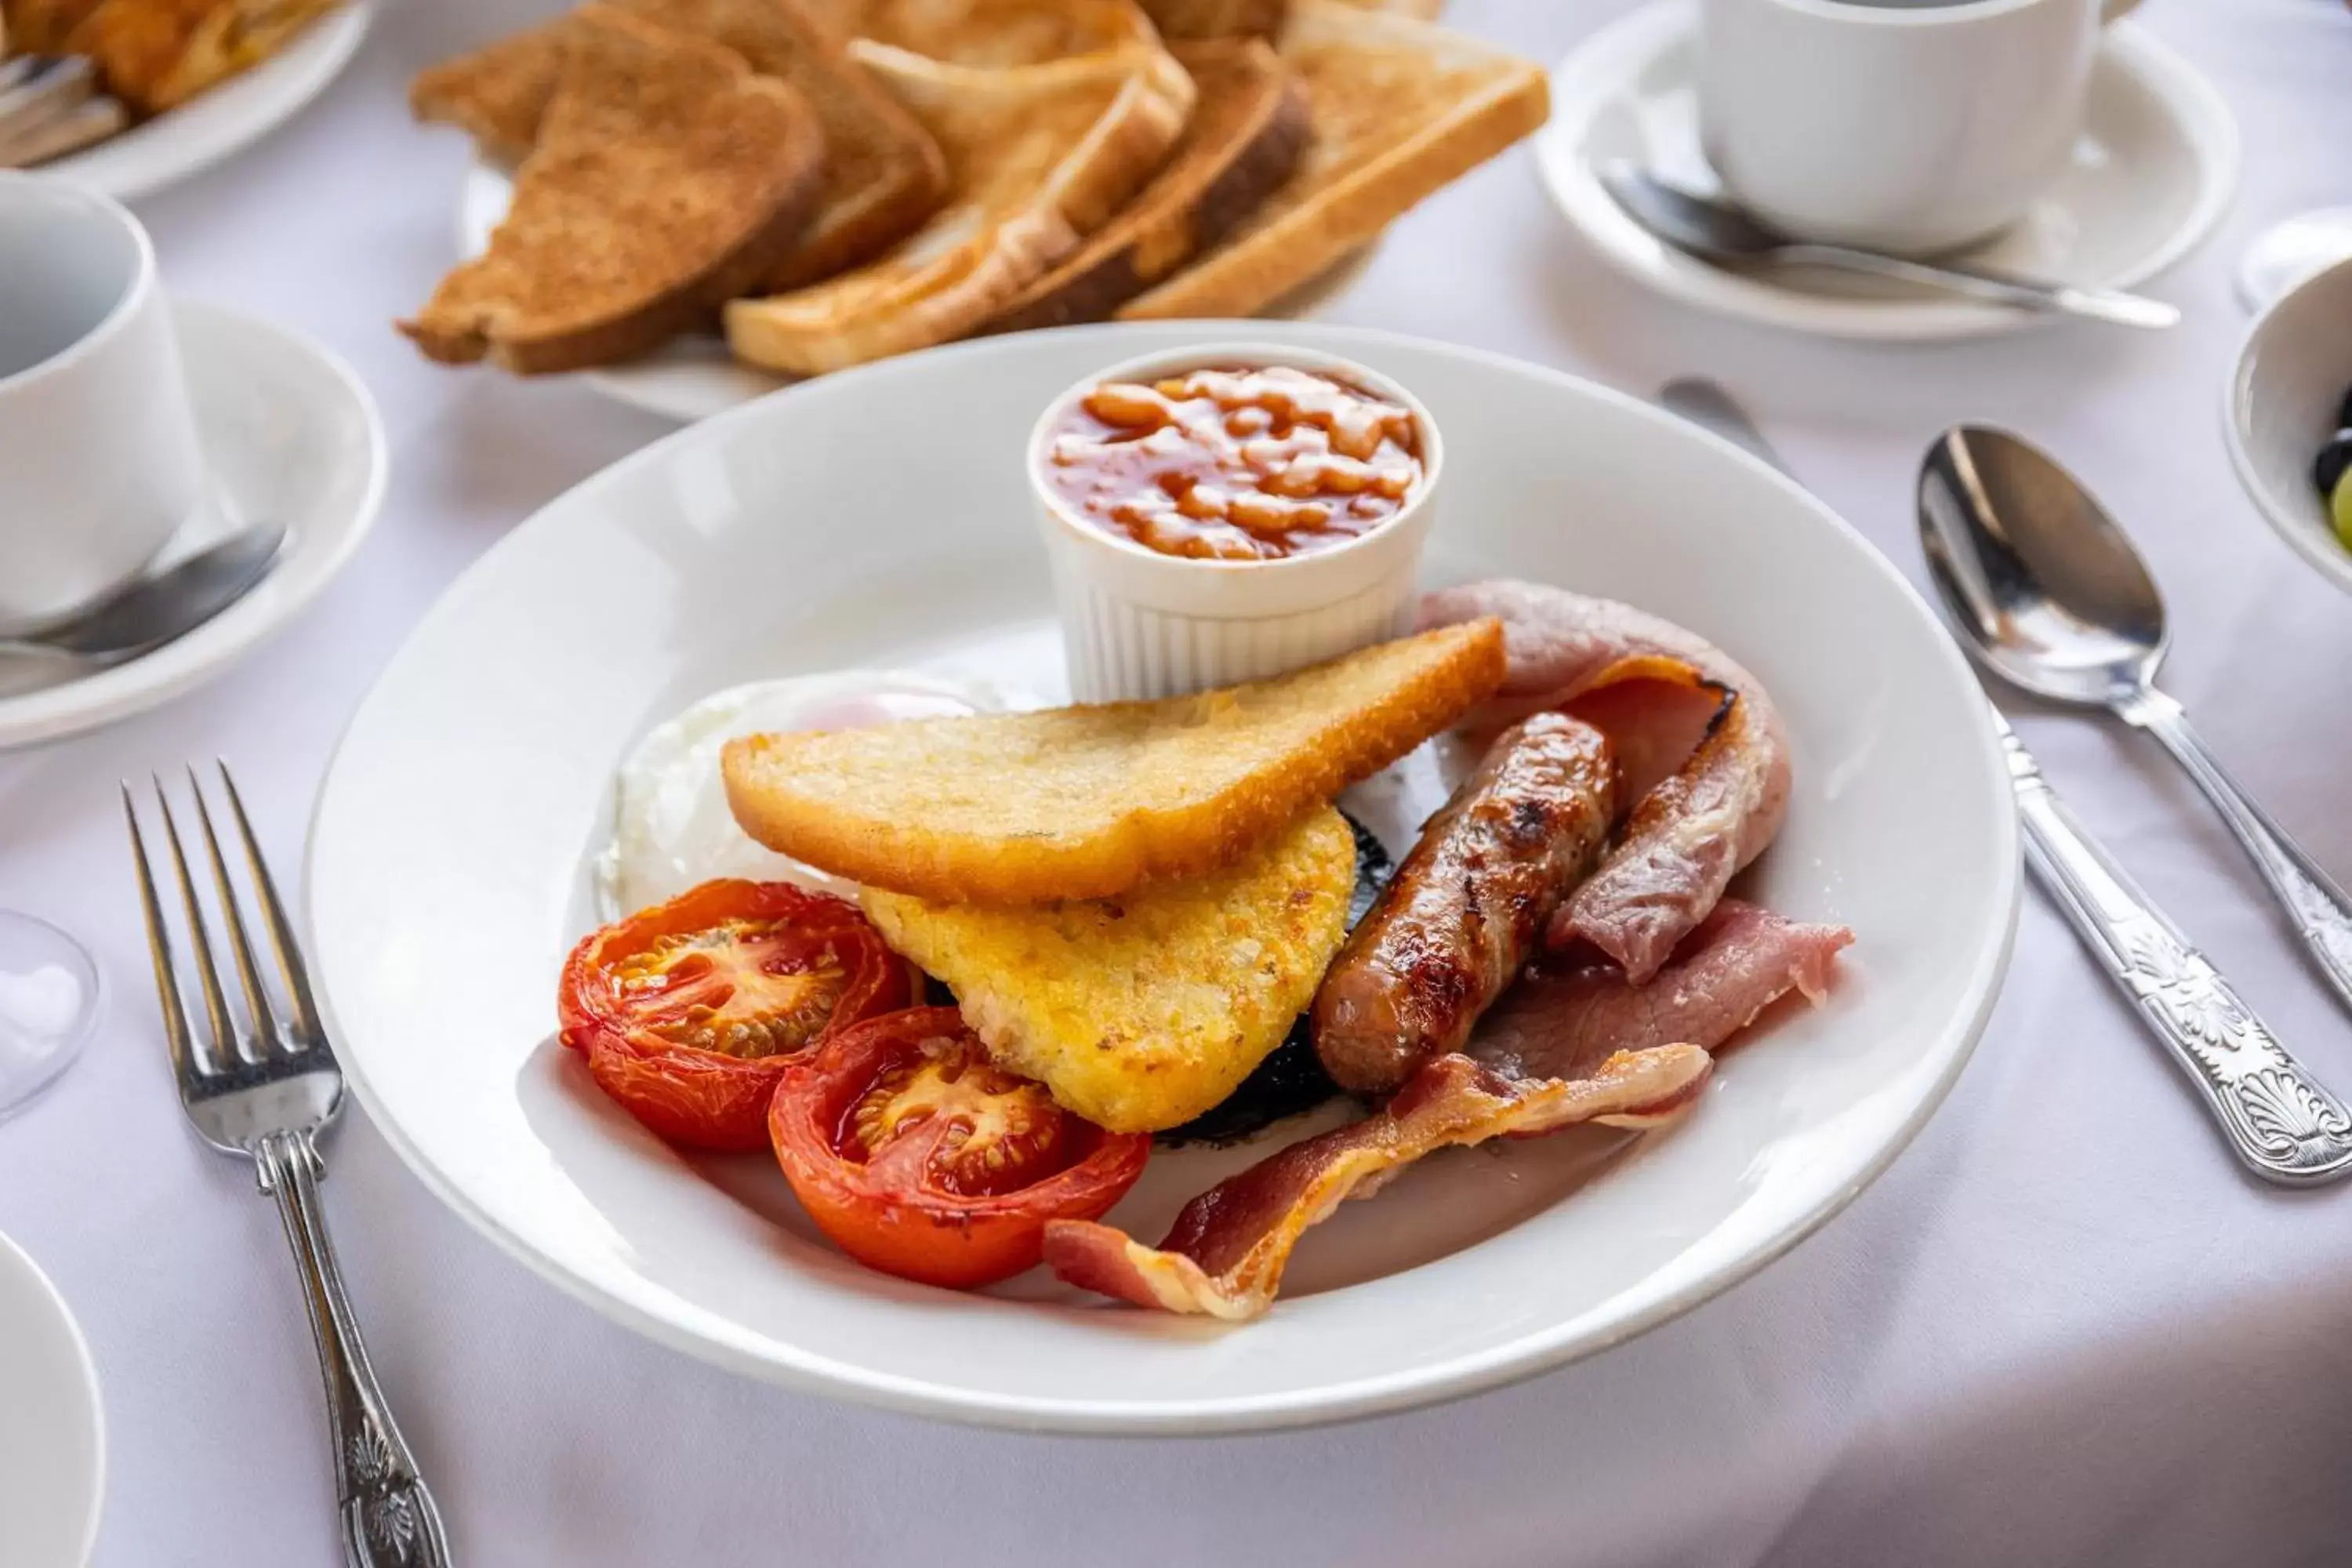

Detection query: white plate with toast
(1534, 2), (2237, 341)
(307, 321), (2016, 1432)
(31, 2), (375, 203)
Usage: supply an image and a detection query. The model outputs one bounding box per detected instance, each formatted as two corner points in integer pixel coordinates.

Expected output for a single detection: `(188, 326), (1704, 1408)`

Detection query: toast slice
(1118, 0), (1544, 320)
(864, 807), (1355, 1132)
(1136, 0), (1285, 38)
(399, 6), (826, 375)
(721, 619), (1506, 905)
(410, 0), (946, 290)
(724, 39), (1192, 375)
(849, 0), (1159, 64)
(982, 37), (1305, 332)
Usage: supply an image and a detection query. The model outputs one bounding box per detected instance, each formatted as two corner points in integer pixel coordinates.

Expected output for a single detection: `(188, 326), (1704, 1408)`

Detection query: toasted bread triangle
(721, 620), (1505, 904)
(1119, 0), (1547, 320)
(401, 7), (828, 374)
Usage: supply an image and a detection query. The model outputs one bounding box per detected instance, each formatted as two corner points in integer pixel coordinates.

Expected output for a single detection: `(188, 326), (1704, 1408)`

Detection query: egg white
(598, 670), (1017, 917)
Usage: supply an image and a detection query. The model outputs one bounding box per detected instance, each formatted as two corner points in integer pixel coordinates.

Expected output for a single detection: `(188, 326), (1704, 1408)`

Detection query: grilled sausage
(1311, 711), (1617, 1095)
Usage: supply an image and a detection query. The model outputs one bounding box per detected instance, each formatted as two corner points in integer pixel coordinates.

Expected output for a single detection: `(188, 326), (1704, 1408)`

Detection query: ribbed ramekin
(1027, 343), (1443, 703)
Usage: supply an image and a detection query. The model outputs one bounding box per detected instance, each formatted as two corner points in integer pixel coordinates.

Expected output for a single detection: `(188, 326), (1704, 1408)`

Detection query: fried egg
(600, 671), (1017, 916)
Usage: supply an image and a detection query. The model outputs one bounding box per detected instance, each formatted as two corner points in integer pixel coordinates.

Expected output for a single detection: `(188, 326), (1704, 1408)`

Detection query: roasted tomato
(558, 880), (910, 1151)
(770, 1007), (1150, 1288)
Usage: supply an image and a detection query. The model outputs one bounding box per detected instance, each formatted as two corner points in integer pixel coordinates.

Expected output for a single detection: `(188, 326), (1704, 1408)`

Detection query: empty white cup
(0, 174), (207, 634)
(1697, 0), (2143, 258)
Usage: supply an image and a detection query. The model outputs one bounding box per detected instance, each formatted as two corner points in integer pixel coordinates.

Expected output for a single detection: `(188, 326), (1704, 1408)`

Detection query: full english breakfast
(551, 354), (1853, 1319)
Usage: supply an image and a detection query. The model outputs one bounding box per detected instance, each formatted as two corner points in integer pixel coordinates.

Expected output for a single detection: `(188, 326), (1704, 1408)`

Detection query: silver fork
(126, 764), (452, 1567)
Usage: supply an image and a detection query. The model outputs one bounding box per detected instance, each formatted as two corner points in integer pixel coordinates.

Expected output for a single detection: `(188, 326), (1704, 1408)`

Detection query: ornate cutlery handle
(2116, 689), (2352, 1023)
(2003, 724), (2352, 1185)
(255, 1130), (452, 1566)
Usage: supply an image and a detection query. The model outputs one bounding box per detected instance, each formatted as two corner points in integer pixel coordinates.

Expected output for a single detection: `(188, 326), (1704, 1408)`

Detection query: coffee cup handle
(2100, 0), (2142, 20)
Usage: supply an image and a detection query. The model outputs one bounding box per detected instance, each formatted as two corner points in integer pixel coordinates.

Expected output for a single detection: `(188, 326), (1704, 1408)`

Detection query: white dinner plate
(0, 299), (387, 750)
(0, 1231), (103, 1566)
(34, 5), (376, 204)
(455, 158), (1379, 423)
(308, 321), (2019, 1433)
(1534, 2), (2238, 341)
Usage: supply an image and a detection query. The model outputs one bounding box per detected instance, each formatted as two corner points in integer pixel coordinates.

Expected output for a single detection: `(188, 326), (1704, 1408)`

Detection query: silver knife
(1660, 377), (2352, 1186)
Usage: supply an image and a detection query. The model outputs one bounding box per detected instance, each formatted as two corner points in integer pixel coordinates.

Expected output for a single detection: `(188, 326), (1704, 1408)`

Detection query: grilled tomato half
(558, 880), (911, 1151)
(770, 1007), (1150, 1288)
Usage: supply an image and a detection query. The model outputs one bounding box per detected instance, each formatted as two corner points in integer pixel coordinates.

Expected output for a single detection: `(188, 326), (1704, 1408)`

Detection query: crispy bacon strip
(1043, 903), (1851, 1320)
(1042, 1046), (1712, 1320)
(1419, 581), (1793, 983)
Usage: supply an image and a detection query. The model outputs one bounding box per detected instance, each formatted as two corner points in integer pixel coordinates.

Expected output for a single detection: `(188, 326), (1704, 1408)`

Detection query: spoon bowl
(0, 524), (283, 666)
(1917, 426), (2168, 706)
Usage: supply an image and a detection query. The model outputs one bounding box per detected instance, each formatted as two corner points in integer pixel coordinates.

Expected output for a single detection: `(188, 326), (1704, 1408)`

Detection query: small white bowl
(1026, 342), (1443, 701)
(2226, 253), (2352, 598)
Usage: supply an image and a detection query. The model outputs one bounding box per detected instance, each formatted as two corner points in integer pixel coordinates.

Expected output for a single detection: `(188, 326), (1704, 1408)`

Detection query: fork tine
(216, 762), (327, 1047)
(187, 764), (283, 1053)
(151, 773), (244, 1069)
(124, 783), (205, 1086)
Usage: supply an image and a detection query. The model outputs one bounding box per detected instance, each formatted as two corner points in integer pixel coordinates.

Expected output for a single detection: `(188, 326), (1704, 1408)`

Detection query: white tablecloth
(6, 0), (2352, 1562)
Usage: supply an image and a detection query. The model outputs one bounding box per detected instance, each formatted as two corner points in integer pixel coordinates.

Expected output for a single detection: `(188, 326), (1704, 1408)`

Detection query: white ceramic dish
(0, 299), (387, 749)
(1534, 1), (2237, 342)
(1030, 342), (1443, 701)
(455, 159), (1380, 424)
(307, 321), (2018, 1434)
(2226, 252), (2352, 598)
(34, 4), (375, 204)
(0, 1230), (103, 1566)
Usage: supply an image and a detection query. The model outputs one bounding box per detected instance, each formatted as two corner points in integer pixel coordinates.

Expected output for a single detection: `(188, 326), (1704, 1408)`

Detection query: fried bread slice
(864, 806), (1355, 1132)
(399, 5), (826, 374)
(721, 619), (1506, 905)
(982, 36), (1306, 332)
(1119, 0), (1544, 320)
(409, 0), (946, 289)
(723, 37), (1191, 374)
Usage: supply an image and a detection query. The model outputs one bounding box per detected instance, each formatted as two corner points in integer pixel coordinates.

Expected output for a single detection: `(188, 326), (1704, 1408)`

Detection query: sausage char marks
(1310, 710), (1617, 1095)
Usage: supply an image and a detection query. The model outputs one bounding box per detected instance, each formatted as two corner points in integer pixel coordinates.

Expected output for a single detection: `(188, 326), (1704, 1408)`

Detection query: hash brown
(862, 806), (1356, 1132)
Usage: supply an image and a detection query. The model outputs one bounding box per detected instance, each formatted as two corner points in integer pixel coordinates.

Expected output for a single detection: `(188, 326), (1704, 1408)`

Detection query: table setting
(3, 0), (2352, 1563)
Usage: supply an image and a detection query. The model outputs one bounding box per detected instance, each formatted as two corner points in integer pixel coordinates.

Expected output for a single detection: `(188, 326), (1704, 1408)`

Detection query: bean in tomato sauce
(1044, 365), (1425, 561)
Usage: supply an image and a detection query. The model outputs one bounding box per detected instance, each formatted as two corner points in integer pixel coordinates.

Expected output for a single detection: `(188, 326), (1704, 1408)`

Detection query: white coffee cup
(0, 173), (207, 635)
(1697, 0), (2143, 257)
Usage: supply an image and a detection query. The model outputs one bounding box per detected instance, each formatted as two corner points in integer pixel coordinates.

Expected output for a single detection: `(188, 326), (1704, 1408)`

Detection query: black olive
(2316, 430), (2352, 499)
(2336, 384), (2352, 431)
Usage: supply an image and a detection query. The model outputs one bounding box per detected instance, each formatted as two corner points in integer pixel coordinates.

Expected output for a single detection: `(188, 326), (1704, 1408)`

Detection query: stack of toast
(401, 0), (1546, 379)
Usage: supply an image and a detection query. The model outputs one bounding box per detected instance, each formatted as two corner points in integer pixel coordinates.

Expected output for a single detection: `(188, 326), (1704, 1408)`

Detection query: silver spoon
(1665, 379), (2352, 1185)
(0, 524), (285, 666)
(1601, 164), (2180, 330)
(1918, 426), (2352, 1019)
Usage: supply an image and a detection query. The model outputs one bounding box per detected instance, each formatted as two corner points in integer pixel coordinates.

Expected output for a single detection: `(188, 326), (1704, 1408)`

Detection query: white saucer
(0, 1231), (103, 1566)
(1533, 2), (2238, 341)
(0, 299), (387, 750)
(35, 4), (376, 204)
(456, 159), (1380, 423)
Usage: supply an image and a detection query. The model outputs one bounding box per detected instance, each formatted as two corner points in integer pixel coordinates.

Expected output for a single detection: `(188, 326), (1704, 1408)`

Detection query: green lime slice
(2335, 467), (2352, 552)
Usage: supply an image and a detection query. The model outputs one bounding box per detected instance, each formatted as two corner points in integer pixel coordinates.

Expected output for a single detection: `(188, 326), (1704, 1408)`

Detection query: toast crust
(720, 620), (1506, 905)
(1118, 0), (1546, 321)
(399, 7), (827, 375)
(983, 37), (1308, 333)
(724, 42), (1192, 374)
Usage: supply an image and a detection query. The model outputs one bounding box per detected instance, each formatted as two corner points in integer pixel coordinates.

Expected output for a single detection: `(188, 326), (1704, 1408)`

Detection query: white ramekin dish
(2226, 252), (2352, 599)
(1027, 342), (1444, 702)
